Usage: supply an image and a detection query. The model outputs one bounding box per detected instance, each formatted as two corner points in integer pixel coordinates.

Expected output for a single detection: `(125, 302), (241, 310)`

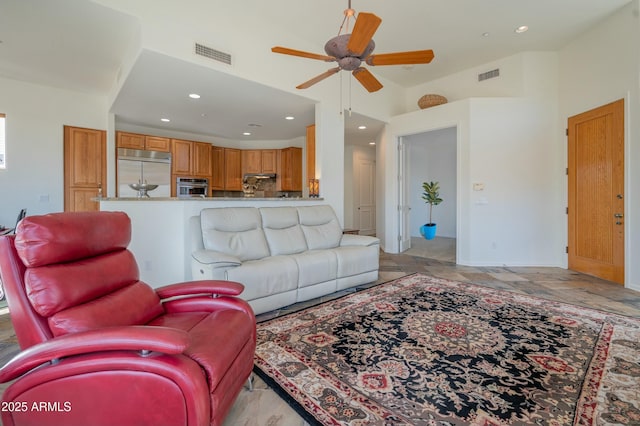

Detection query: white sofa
(190, 205), (380, 314)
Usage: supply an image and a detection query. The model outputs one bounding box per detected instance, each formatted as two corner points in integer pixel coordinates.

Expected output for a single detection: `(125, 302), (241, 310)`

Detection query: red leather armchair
(0, 211), (256, 426)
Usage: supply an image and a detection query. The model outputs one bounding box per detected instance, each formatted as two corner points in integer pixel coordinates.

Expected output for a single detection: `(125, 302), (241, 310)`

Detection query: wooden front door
(567, 99), (624, 284)
(64, 125), (106, 212)
(356, 158), (376, 235)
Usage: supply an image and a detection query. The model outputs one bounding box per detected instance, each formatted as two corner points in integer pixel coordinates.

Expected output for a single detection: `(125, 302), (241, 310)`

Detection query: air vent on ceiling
(195, 43), (232, 65)
(478, 68), (500, 82)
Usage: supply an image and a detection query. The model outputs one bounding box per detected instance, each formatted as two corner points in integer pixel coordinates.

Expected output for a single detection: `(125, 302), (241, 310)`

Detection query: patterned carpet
(254, 273), (640, 425)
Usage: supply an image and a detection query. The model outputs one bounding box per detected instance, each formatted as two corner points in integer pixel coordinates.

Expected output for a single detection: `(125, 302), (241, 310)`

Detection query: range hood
(243, 173), (276, 179)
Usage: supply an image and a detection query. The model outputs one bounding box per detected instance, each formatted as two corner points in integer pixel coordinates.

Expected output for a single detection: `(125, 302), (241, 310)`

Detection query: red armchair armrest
(0, 326), (189, 383)
(156, 280), (244, 299)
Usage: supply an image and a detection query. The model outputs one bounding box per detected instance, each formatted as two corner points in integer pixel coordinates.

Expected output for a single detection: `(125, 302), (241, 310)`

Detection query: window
(0, 113), (5, 169)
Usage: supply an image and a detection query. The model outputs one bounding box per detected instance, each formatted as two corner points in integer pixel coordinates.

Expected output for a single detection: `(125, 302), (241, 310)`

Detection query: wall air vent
(195, 43), (232, 65)
(478, 68), (500, 82)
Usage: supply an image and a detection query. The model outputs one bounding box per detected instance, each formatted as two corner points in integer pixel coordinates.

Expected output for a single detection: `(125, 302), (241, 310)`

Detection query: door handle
(614, 213), (623, 218)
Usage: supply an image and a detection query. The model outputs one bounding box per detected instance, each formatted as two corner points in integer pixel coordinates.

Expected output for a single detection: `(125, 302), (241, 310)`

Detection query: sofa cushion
(334, 245), (380, 277)
(226, 256), (298, 301)
(297, 205), (342, 250)
(201, 208), (270, 261)
(291, 250), (337, 288)
(261, 207), (308, 256)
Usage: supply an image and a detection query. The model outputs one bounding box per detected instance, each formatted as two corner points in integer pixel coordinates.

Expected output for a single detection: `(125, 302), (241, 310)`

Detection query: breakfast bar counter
(98, 197), (327, 288)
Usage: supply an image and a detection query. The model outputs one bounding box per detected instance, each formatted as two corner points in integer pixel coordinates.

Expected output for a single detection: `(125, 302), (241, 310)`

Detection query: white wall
(405, 127), (457, 238)
(558, 0), (640, 289)
(0, 76), (108, 226)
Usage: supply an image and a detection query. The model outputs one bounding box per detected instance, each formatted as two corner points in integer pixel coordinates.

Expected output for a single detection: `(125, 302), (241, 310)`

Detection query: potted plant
(420, 181), (443, 240)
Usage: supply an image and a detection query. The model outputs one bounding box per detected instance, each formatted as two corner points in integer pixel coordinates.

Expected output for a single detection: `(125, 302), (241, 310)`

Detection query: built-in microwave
(176, 177), (209, 198)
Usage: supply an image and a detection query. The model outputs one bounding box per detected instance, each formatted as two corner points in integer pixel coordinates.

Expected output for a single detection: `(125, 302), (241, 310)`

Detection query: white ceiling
(0, 0), (631, 145)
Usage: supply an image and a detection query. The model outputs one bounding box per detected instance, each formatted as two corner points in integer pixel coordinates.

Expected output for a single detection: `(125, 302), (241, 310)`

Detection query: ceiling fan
(272, 1), (434, 93)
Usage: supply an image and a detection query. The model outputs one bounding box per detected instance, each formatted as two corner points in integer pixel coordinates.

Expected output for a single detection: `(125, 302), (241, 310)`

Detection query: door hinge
(398, 235), (402, 242)
(566, 128), (568, 136)
(566, 246), (569, 254)
(566, 207), (568, 214)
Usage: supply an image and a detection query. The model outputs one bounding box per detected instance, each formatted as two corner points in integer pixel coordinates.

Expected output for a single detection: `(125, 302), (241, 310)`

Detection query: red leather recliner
(0, 211), (256, 426)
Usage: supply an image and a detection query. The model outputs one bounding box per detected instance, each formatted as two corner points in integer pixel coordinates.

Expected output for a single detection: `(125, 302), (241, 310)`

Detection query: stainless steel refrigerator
(117, 148), (171, 197)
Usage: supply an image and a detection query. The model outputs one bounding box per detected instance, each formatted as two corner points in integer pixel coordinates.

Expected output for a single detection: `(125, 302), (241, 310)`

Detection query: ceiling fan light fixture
(515, 25), (529, 34)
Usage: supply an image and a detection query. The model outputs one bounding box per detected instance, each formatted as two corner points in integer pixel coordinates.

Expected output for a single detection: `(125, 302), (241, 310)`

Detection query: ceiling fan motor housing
(325, 34), (375, 70)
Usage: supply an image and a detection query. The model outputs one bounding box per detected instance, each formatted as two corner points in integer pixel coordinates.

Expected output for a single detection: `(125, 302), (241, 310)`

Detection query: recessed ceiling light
(189, 93), (201, 99)
(515, 25), (529, 34)
(482, 32), (490, 37)
(358, 125), (367, 130)
(285, 116), (295, 120)
(369, 142), (376, 145)
(247, 123), (262, 127)
(243, 132), (251, 136)
(161, 118), (170, 122)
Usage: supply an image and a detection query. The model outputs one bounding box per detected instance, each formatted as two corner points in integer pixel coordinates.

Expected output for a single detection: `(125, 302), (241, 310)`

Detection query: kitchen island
(98, 197), (326, 287)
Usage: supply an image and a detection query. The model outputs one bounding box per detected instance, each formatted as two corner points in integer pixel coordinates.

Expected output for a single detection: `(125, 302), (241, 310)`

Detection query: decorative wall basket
(418, 94), (448, 109)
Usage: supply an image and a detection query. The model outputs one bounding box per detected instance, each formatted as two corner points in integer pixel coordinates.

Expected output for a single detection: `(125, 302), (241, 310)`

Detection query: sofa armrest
(156, 280), (244, 299)
(0, 326), (189, 383)
(192, 249), (241, 267)
(340, 234), (380, 247)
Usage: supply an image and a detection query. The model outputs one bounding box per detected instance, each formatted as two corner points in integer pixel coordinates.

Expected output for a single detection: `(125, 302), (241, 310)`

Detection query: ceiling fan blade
(352, 68), (383, 93)
(366, 50), (435, 66)
(272, 46), (336, 62)
(296, 67), (341, 89)
(347, 12), (382, 56)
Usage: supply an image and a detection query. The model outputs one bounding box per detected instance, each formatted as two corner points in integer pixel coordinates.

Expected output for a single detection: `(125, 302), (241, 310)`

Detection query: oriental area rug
(253, 273), (640, 425)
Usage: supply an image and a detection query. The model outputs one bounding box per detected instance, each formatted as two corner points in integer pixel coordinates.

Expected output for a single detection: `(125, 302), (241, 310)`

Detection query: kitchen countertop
(96, 197), (324, 201)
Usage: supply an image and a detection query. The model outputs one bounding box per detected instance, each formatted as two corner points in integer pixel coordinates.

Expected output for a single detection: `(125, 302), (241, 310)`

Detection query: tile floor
(1, 238), (639, 426)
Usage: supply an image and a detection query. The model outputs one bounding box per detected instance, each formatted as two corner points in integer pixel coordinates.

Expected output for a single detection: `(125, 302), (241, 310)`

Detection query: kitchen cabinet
(262, 150), (277, 173)
(144, 136), (170, 152)
(171, 139), (192, 175)
(279, 147), (302, 191)
(242, 150), (261, 174)
(116, 132), (145, 150)
(211, 146), (225, 190)
(224, 148), (243, 190)
(117, 132), (170, 152)
(242, 149), (277, 175)
(171, 139), (211, 177)
(192, 142), (211, 177)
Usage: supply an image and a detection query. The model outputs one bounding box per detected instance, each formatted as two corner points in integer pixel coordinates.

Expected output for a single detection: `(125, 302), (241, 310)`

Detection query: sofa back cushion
(15, 211), (164, 337)
(297, 205), (343, 250)
(200, 207), (270, 261)
(260, 207), (308, 256)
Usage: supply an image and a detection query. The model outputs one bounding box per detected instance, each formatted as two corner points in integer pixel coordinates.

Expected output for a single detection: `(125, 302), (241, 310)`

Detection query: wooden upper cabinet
(144, 136), (170, 152)
(242, 149), (277, 174)
(306, 125), (316, 180)
(116, 131), (145, 150)
(280, 147), (303, 191)
(262, 150), (277, 174)
(116, 132), (170, 152)
(211, 146), (225, 190)
(242, 150), (262, 174)
(192, 142), (211, 177)
(225, 148), (243, 190)
(171, 139), (192, 175)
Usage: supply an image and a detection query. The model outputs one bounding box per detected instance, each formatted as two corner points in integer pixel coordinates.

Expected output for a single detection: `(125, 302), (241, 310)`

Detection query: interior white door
(355, 158), (376, 235)
(398, 139), (411, 252)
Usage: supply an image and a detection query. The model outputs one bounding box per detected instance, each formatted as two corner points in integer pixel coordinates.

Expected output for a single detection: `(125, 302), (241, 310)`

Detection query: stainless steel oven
(176, 177), (209, 198)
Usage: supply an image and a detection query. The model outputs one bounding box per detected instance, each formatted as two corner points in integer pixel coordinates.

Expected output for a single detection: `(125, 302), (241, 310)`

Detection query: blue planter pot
(420, 224), (437, 240)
